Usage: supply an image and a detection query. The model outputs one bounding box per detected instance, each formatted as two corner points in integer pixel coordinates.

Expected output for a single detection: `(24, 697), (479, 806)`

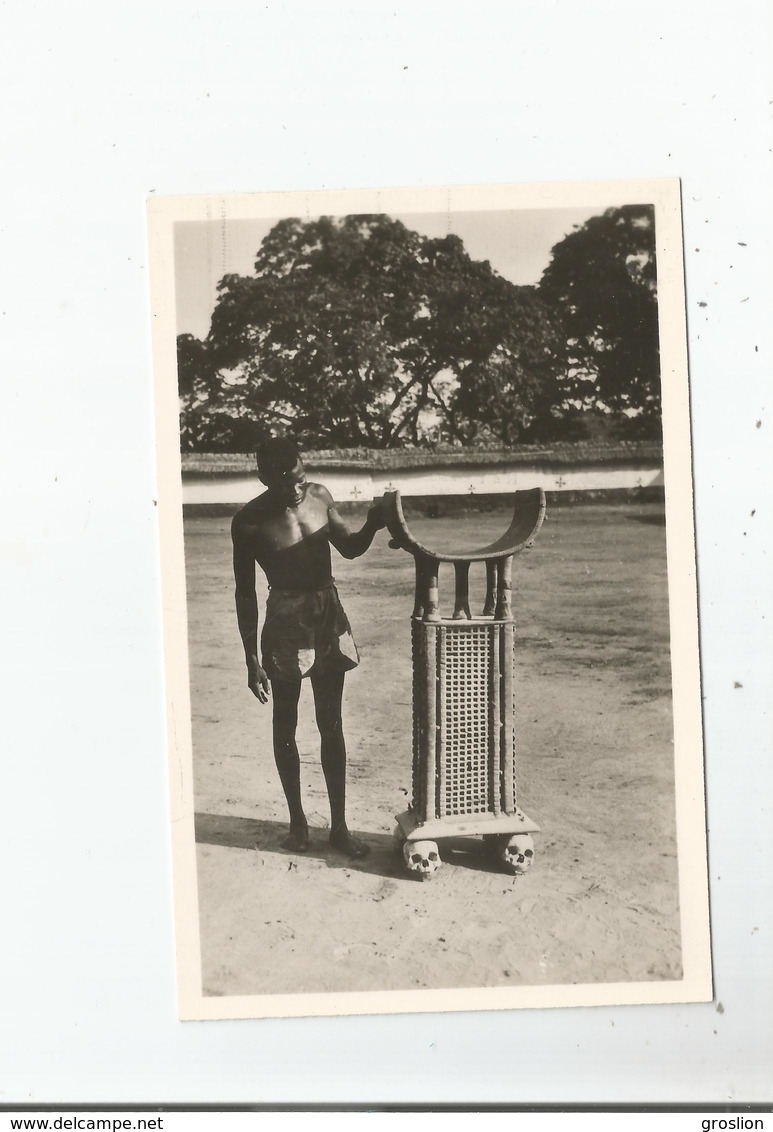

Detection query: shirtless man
(231, 437), (385, 858)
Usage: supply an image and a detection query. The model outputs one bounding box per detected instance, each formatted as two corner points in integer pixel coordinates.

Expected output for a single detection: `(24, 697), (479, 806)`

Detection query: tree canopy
(178, 207), (661, 451)
(539, 204), (660, 435)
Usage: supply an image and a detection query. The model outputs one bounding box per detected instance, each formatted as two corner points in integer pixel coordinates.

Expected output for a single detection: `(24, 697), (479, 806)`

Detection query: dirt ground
(185, 498), (682, 999)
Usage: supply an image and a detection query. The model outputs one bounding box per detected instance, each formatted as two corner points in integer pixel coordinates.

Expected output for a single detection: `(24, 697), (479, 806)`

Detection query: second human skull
(500, 833), (535, 875)
(403, 840), (442, 879)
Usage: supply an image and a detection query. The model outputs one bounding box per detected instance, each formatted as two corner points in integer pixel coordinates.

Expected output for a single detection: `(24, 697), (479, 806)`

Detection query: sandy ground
(185, 499), (682, 999)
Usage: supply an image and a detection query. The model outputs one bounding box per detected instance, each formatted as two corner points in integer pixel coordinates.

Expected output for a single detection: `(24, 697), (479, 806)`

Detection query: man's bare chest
(250, 501), (329, 555)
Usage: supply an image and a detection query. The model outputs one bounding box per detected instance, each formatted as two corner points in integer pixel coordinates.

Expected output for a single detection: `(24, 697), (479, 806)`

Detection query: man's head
(256, 437), (307, 507)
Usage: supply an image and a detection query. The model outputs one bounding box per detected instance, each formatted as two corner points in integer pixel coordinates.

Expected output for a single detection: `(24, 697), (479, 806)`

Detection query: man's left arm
(322, 486), (386, 559)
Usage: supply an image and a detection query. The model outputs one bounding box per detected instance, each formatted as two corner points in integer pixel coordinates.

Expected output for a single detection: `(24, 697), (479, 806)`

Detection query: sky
(174, 205), (602, 340)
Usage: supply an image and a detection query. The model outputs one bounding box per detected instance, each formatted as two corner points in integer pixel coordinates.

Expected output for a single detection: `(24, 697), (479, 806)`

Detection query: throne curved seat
(382, 486), (546, 562)
(381, 486), (547, 622)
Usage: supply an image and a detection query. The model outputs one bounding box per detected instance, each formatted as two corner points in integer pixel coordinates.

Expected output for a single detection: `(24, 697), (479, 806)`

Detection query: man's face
(261, 459), (308, 508)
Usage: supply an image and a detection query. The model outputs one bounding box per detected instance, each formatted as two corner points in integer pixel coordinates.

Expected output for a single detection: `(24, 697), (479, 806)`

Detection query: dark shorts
(261, 583), (360, 682)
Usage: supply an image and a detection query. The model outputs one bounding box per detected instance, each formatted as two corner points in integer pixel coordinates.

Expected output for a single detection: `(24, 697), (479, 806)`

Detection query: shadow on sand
(194, 812), (505, 879)
(195, 811), (402, 878)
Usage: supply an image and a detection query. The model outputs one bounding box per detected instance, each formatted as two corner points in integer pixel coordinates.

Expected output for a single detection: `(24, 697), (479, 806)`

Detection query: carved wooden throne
(382, 487), (547, 877)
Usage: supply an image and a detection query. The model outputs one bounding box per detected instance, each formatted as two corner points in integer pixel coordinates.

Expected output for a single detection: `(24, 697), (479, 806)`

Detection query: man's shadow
(195, 814), (504, 877)
(195, 812), (404, 878)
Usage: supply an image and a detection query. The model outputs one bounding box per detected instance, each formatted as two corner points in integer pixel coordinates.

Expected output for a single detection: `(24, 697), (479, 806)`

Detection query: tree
(395, 233), (564, 446)
(539, 205), (661, 437)
(177, 215), (564, 450)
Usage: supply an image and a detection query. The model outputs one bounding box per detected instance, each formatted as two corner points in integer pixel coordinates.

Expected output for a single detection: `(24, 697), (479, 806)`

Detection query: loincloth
(261, 582), (360, 682)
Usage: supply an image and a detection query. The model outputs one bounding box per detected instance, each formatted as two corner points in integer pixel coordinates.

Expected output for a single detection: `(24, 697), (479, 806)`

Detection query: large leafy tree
(539, 205), (661, 436)
(177, 215), (563, 450)
(399, 233), (564, 446)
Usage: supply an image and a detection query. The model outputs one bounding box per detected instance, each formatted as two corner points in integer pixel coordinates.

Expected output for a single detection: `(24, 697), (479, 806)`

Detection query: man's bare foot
(281, 823), (310, 852)
(329, 825), (370, 859)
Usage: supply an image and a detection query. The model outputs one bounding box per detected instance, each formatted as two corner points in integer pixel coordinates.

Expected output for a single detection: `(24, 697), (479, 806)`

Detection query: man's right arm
(231, 515), (270, 704)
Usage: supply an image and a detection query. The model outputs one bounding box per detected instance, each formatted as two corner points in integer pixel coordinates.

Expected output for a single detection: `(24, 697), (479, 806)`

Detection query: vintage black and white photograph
(147, 180), (710, 1019)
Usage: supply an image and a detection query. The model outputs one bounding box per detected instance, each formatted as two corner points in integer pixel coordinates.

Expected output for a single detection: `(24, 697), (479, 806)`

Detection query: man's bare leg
(270, 678), (310, 851)
(311, 669), (369, 859)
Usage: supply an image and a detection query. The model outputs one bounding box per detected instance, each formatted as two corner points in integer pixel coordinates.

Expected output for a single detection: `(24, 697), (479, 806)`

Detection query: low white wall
(182, 463), (664, 505)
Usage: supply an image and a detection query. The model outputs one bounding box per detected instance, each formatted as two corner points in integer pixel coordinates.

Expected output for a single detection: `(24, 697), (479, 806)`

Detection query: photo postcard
(146, 178), (711, 1020)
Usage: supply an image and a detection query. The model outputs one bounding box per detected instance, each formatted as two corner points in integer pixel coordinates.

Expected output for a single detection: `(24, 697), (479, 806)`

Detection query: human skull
(403, 840), (442, 880)
(500, 833), (535, 875)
